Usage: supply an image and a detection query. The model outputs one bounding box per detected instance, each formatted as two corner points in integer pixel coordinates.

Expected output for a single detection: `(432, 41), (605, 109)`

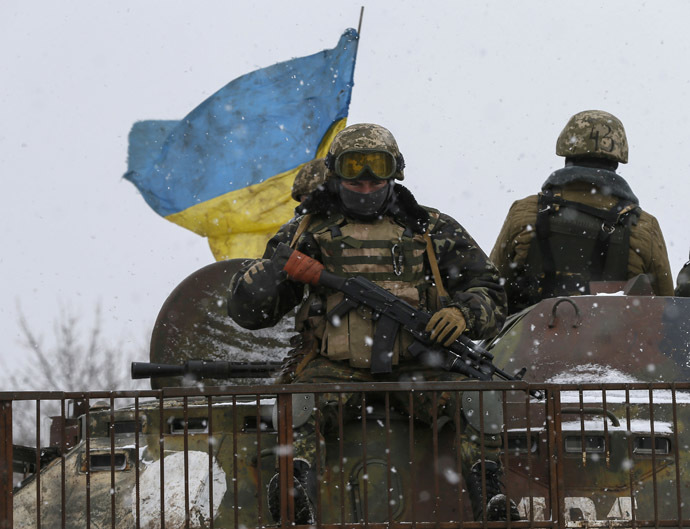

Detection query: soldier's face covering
(337, 176), (395, 219)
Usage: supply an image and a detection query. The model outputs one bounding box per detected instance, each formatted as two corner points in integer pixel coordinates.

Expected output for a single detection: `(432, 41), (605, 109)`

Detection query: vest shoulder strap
(289, 214), (313, 249)
(539, 189), (640, 226)
(421, 208), (448, 306)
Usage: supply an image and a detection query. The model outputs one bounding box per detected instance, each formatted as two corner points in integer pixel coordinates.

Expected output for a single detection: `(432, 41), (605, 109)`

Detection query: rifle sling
(290, 214), (313, 249)
(423, 231), (449, 307)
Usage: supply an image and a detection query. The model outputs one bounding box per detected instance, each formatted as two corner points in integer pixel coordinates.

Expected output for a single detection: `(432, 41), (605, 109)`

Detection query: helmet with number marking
(556, 110), (628, 164)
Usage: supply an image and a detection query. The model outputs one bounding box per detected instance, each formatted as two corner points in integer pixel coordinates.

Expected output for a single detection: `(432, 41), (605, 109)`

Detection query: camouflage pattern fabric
(290, 356), (501, 476)
(556, 110), (628, 164)
(292, 158), (328, 202)
(229, 186), (506, 340)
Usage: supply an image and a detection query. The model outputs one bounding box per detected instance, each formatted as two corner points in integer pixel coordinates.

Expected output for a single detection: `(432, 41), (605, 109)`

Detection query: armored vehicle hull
(5, 273), (690, 528)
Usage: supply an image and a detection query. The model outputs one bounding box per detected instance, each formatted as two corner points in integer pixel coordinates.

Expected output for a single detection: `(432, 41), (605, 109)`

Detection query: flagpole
(357, 6), (364, 36)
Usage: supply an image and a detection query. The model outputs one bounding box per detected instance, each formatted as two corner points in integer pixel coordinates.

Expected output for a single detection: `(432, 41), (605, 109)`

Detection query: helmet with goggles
(335, 150), (398, 180)
(326, 123), (405, 181)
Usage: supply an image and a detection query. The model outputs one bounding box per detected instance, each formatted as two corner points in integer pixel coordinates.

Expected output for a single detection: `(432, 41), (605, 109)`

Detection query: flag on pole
(124, 29), (358, 259)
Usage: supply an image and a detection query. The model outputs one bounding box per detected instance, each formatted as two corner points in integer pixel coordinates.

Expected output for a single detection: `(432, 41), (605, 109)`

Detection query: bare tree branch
(8, 303), (148, 445)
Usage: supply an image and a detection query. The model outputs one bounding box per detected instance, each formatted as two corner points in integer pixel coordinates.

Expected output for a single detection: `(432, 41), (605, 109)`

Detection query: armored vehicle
(4, 264), (690, 528)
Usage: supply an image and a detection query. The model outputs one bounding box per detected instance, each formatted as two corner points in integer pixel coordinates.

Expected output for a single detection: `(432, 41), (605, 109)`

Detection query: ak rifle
(280, 244), (541, 398)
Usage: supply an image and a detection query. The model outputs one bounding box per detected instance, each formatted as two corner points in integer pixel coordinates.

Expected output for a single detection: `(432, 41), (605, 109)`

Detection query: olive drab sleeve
(489, 196), (539, 280)
(490, 193), (675, 302)
(228, 218), (308, 329)
(489, 196), (540, 312)
(629, 213), (674, 296)
(431, 213), (507, 340)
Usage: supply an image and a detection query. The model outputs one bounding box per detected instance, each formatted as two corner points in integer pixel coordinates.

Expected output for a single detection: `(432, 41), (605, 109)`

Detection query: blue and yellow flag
(125, 29), (358, 259)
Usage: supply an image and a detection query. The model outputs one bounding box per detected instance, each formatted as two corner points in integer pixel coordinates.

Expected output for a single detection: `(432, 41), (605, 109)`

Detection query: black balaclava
(334, 175), (396, 220)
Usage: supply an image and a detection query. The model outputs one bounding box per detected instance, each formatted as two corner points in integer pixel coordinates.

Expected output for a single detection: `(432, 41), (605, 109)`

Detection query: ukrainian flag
(124, 29), (358, 259)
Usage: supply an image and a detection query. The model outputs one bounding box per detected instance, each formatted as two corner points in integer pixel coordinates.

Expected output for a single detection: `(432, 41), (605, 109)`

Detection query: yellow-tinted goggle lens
(336, 151), (396, 179)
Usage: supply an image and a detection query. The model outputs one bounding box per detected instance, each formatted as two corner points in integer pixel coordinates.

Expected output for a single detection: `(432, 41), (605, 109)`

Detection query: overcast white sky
(3, 1), (689, 388)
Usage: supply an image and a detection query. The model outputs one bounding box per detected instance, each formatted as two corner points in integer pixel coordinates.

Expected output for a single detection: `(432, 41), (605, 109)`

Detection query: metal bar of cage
(0, 399), (12, 529)
(1, 381), (690, 528)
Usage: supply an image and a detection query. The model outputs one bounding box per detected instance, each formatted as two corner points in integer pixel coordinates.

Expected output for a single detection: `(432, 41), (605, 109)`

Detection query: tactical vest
(297, 210), (440, 369)
(522, 188), (639, 303)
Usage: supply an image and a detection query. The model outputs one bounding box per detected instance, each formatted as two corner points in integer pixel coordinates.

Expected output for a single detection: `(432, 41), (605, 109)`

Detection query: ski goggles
(334, 150), (397, 180)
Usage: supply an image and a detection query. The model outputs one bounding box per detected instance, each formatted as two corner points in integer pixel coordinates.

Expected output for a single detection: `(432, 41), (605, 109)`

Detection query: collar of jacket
(295, 183), (430, 234)
(542, 165), (639, 204)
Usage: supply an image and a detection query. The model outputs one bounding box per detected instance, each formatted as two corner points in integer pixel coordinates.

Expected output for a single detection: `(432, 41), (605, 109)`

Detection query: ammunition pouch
(275, 332), (320, 384)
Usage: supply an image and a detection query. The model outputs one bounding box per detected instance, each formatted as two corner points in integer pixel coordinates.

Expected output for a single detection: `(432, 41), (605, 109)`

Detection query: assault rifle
(280, 244), (541, 397)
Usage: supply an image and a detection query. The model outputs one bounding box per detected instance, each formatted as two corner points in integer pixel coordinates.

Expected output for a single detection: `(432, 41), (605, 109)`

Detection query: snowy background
(3, 1), (689, 388)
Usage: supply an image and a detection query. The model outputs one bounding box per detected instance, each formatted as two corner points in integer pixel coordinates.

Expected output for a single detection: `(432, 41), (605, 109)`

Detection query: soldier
(675, 253), (690, 297)
(491, 110), (673, 314)
(228, 123), (516, 523)
(292, 157), (328, 205)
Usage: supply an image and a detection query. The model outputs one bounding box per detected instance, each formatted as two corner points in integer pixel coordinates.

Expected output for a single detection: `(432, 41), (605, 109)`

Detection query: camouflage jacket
(229, 184), (506, 341)
(491, 167), (674, 313)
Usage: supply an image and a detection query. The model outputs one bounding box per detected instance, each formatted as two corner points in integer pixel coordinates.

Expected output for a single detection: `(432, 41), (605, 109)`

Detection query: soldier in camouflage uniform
(491, 110), (673, 314)
(292, 158), (328, 204)
(228, 123), (514, 523)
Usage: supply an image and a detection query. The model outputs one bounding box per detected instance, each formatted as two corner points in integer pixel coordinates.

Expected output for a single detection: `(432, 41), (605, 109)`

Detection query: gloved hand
(242, 259), (274, 285)
(425, 307), (467, 346)
(241, 243), (295, 287)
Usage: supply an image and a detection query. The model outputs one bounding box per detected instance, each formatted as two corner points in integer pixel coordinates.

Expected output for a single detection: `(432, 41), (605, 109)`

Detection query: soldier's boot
(466, 460), (521, 522)
(267, 459), (315, 525)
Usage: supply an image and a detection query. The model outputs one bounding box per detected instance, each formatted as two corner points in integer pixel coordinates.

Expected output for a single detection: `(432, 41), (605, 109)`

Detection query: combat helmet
(556, 110), (628, 164)
(326, 123), (405, 181)
(292, 158), (328, 201)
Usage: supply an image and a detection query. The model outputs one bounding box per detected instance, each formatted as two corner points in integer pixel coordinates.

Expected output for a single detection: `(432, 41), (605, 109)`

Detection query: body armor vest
(298, 210), (439, 369)
(522, 189), (639, 304)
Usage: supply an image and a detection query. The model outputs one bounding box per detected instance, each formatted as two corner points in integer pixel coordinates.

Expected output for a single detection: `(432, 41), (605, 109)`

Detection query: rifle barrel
(131, 362), (185, 379)
(130, 361), (283, 380)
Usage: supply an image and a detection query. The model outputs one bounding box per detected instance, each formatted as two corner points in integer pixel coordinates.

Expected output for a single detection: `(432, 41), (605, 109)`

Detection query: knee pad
(461, 390), (504, 445)
(271, 393), (315, 429)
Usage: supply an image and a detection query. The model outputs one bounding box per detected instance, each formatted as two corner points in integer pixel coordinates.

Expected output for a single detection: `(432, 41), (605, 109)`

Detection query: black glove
(240, 243), (294, 289)
(271, 242), (294, 270)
